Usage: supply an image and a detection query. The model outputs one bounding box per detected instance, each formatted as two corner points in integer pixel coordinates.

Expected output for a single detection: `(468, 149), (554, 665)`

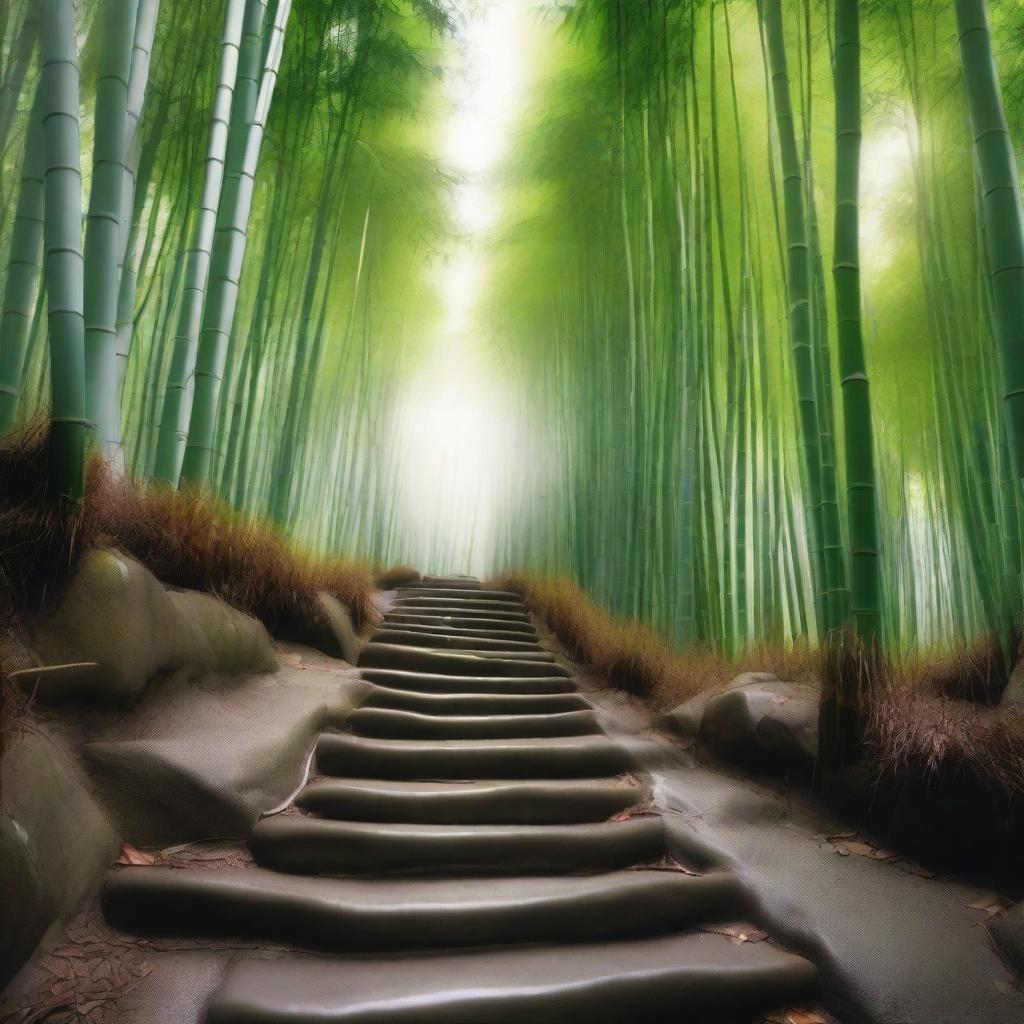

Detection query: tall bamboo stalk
(0, 81), (44, 434)
(152, 0), (247, 484)
(955, 0), (1024, 493)
(83, 0), (139, 461)
(179, 0), (292, 486)
(40, 0), (86, 500)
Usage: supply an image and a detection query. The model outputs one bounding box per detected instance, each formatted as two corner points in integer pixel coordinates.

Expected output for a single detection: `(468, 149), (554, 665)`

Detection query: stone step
(103, 867), (742, 954)
(370, 629), (543, 653)
(359, 644), (569, 678)
(347, 707), (601, 740)
(418, 575), (481, 589)
(316, 732), (634, 780)
(387, 604), (531, 623)
(393, 596), (528, 614)
(206, 932), (819, 1023)
(362, 685), (589, 716)
(396, 588), (522, 603)
(358, 669), (577, 695)
(295, 777), (647, 824)
(384, 613), (537, 636)
(248, 816), (665, 875)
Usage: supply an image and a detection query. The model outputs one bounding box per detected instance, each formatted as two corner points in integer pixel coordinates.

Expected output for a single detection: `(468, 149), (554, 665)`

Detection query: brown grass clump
(866, 686), (1024, 798)
(0, 419), (380, 634)
(503, 572), (821, 707)
(889, 631), (1015, 705)
(375, 564), (421, 589)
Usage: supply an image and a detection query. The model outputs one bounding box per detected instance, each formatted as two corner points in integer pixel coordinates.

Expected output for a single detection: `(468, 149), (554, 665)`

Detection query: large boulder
(27, 549), (278, 706)
(656, 691), (717, 740)
(0, 727), (119, 988)
(700, 677), (820, 773)
(656, 673), (782, 740)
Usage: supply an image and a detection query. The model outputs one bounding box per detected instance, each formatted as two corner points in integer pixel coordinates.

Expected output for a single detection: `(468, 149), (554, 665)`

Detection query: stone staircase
(100, 576), (818, 1022)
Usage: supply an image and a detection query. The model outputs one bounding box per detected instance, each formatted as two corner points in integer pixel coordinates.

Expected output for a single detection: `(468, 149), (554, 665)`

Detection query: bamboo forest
(3, 1), (1024, 1022)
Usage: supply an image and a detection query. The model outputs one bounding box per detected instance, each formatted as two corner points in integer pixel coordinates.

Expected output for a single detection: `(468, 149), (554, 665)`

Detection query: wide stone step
(385, 614), (540, 638)
(387, 604), (531, 623)
(418, 575), (481, 589)
(362, 686), (589, 716)
(248, 816), (665, 875)
(358, 669), (576, 695)
(295, 778), (647, 824)
(396, 588), (522, 603)
(371, 629), (542, 653)
(103, 867), (742, 954)
(347, 707), (601, 740)
(384, 613), (537, 636)
(359, 644), (569, 678)
(316, 732), (634, 780)
(394, 597), (528, 614)
(206, 932), (819, 1023)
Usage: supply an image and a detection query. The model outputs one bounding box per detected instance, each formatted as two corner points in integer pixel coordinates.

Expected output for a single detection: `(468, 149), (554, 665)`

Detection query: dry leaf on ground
(115, 843), (155, 866)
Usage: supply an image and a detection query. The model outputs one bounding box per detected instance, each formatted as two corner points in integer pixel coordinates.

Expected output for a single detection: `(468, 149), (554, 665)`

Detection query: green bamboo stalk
(109, 0), (161, 459)
(179, 0), (292, 487)
(40, 0), (86, 500)
(955, 0), (1024, 492)
(760, 0), (827, 638)
(152, 0), (248, 484)
(833, 0), (880, 642)
(0, 80), (44, 434)
(82, 0), (139, 461)
(0, 0), (39, 157)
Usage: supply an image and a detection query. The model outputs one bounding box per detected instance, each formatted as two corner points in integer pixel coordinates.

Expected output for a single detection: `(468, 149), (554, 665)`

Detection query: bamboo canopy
(0, 0), (1023, 680)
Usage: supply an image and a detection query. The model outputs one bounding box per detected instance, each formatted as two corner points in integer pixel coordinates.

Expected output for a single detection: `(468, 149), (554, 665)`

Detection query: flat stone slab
(358, 669), (576, 695)
(371, 629), (541, 653)
(359, 645), (569, 678)
(103, 866), (741, 952)
(361, 685), (588, 715)
(393, 597), (528, 614)
(315, 732), (635, 780)
(384, 614), (537, 636)
(248, 816), (665, 874)
(206, 932), (818, 1023)
(294, 777), (647, 823)
(347, 706), (601, 740)
(395, 589), (522, 603)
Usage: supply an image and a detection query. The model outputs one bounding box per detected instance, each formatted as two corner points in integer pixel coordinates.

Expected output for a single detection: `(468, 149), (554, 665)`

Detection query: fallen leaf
(116, 843), (155, 866)
(868, 846), (899, 862)
(830, 841), (850, 856)
(994, 980), (1017, 995)
(786, 1011), (828, 1024)
(898, 861), (936, 879)
(843, 840), (875, 857)
(968, 892), (1011, 917)
(703, 922), (768, 945)
(40, 956), (75, 981)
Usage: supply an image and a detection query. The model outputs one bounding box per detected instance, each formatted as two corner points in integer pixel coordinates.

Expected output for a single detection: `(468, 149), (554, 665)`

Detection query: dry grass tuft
(0, 420), (380, 636)
(889, 632), (1014, 704)
(503, 572), (821, 707)
(866, 686), (1024, 797)
(375, 564), (421, 589)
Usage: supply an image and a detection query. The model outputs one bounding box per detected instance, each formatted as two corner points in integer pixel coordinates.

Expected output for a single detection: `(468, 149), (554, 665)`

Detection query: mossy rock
(700, 679), (819, 774)
(0, 809), (49, 990)
(1, 728), (120, 986)
(28, 549), (277, 706)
